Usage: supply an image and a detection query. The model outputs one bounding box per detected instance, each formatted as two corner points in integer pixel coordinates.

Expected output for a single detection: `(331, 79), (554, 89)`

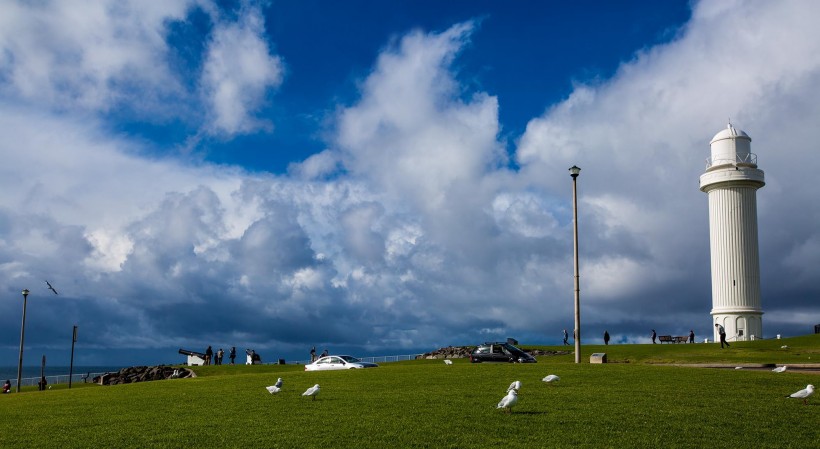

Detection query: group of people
(204, 346), (237, 365)
(309, 346), (329, 362)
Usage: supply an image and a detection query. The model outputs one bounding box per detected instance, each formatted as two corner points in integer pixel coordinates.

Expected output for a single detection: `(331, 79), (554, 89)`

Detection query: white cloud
(0, 0), (192, 113)
(200, 2), (284, 136)
(2, 2), (820, 365)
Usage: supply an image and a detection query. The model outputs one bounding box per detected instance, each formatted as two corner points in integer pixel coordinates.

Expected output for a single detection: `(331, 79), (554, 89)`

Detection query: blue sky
(2, 0), (820, 367)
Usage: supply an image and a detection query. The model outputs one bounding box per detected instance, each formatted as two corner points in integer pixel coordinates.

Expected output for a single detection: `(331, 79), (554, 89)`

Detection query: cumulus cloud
(0, 0), (192, 114)
(200, 2), (284, 136)
(2, 1), (820, 366)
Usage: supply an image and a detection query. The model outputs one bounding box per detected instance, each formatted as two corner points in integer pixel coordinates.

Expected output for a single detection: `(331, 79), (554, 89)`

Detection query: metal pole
(16, 289), (30, 393)
(69, 325), (77, 389)
(571, 168), (581, 364)
(40, 355), (45, 391)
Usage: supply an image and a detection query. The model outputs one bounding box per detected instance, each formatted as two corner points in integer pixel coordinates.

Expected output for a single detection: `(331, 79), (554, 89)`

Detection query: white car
(304, 355), (379, 371)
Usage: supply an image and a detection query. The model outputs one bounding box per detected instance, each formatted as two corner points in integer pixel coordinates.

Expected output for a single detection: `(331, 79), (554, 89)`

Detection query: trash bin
(278, 359), (285, 365)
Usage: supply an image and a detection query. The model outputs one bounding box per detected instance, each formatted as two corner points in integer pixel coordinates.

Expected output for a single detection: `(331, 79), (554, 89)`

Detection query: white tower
(699, 124), (765, 342)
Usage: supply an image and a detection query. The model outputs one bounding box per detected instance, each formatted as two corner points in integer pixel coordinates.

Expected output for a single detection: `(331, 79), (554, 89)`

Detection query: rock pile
(94, 366), (196, 386)
(417, 346), (572, 360)
(418, 346), (475, 359)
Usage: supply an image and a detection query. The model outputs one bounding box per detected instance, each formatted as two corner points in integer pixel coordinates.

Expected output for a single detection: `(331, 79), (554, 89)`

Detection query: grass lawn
(1, 335), (817, 448)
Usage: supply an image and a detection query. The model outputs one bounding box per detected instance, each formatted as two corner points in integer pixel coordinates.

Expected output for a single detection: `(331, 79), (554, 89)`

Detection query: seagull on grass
(497, 389), (518, 413)
(787, 384), (814, 405)
(45, 280), (58, 295)
(542, 374), (560, 383)
(265, 378), (284, 394)
(772, 366), (787, 373)
(302, 384), (320, 400)
(443, 359), (453, 365)
(507, 380), (521, 392)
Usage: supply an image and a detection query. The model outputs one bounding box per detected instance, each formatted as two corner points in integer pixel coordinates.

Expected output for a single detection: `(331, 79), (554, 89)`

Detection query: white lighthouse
(699, 124), (765, 342)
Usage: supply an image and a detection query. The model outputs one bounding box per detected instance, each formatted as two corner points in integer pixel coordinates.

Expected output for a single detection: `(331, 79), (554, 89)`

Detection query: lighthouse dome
(709, 123), (752, 166)
(710, 123), (750, 144)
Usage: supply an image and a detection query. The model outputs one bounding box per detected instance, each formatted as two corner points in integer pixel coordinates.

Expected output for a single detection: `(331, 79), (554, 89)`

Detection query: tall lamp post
(16, 288), (30, 392)
(569, 165), (581, 364)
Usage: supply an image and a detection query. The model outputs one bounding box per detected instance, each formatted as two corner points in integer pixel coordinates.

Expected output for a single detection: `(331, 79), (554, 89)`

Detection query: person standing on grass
(205, 345), (213, 365)
(229, 347), (236, 365)
(2, 379), (10, 393)
(310, 346), (317, 362)
(688, 329), (695, 344)
(562, 329), (569, 345)
(715, 324), (730, 348)
(217, 348), (224, 365)
(604, 331), (610, 345)
(651, 329), (657, 344)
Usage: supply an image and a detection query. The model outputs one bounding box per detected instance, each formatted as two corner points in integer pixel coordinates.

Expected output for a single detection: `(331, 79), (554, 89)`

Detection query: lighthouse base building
(699, 124), (765, 342)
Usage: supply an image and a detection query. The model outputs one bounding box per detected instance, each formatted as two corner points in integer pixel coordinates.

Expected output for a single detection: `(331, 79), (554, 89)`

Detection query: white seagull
(542, 374), (560, 383)
(265, 385), (281, 394)
(787, 384), (814, 405)
(772, 366), (787, 373)
(507, 380), (522, 392)
(302, 384), (320, 400)
(497, 389), (518, 413)
(443, 359), (453, 365)
(274, 377), (283, 388)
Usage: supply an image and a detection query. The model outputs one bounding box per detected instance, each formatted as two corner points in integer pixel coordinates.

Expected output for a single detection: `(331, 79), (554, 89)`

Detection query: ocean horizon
(0, 365), (125, 384)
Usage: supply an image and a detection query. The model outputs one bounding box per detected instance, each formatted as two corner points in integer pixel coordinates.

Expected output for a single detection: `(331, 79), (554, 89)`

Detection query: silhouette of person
(688, 329), (695, 344)
(651, 329), (657, 344)
(562, 329), (569, 345)
(604, 331), (610, 345)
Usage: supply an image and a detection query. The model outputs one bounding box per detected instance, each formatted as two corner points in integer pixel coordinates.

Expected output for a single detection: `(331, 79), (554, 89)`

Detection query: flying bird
(443, 359), (453, 365)
(542, 374), (560, 383)
(507, 380), (521, 392)
(772, 366), (787, 373)
(497, 389), (518, 413)
(302, 384), (320, 400)
(265, 385), (281, 394)
(45, 280), (58, 295)
(787, 384), (814, 405)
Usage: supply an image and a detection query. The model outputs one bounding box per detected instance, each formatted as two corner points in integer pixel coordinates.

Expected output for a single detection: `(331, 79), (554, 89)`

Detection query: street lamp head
(22, 289), (29, 297)
(569, 165), (581, 178)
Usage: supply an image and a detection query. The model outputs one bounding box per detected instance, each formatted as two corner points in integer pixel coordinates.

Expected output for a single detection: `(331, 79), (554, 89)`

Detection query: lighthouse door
(736, 317), (746, 341)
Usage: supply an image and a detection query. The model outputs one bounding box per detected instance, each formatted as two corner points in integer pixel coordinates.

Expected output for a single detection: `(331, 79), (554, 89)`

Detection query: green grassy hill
(1, 335), (817, 448)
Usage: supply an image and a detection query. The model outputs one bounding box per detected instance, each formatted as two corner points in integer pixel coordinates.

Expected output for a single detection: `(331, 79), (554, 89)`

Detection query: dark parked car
(469, 342), (537, 363)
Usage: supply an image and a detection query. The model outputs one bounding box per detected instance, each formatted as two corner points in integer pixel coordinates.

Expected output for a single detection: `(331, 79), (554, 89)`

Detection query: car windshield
(339, 355), (361, 363)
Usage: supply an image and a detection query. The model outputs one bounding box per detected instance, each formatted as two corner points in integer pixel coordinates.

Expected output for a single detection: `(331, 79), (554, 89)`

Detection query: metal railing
(10, 372), (109, 389)
(705, 152), (757, 169)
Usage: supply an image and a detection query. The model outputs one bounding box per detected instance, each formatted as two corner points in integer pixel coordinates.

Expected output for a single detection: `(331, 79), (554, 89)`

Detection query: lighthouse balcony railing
(705, 153), (757, 169)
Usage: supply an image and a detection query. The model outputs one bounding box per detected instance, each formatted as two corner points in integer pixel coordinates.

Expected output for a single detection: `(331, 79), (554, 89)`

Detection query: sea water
(0, 365), (124, 387)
